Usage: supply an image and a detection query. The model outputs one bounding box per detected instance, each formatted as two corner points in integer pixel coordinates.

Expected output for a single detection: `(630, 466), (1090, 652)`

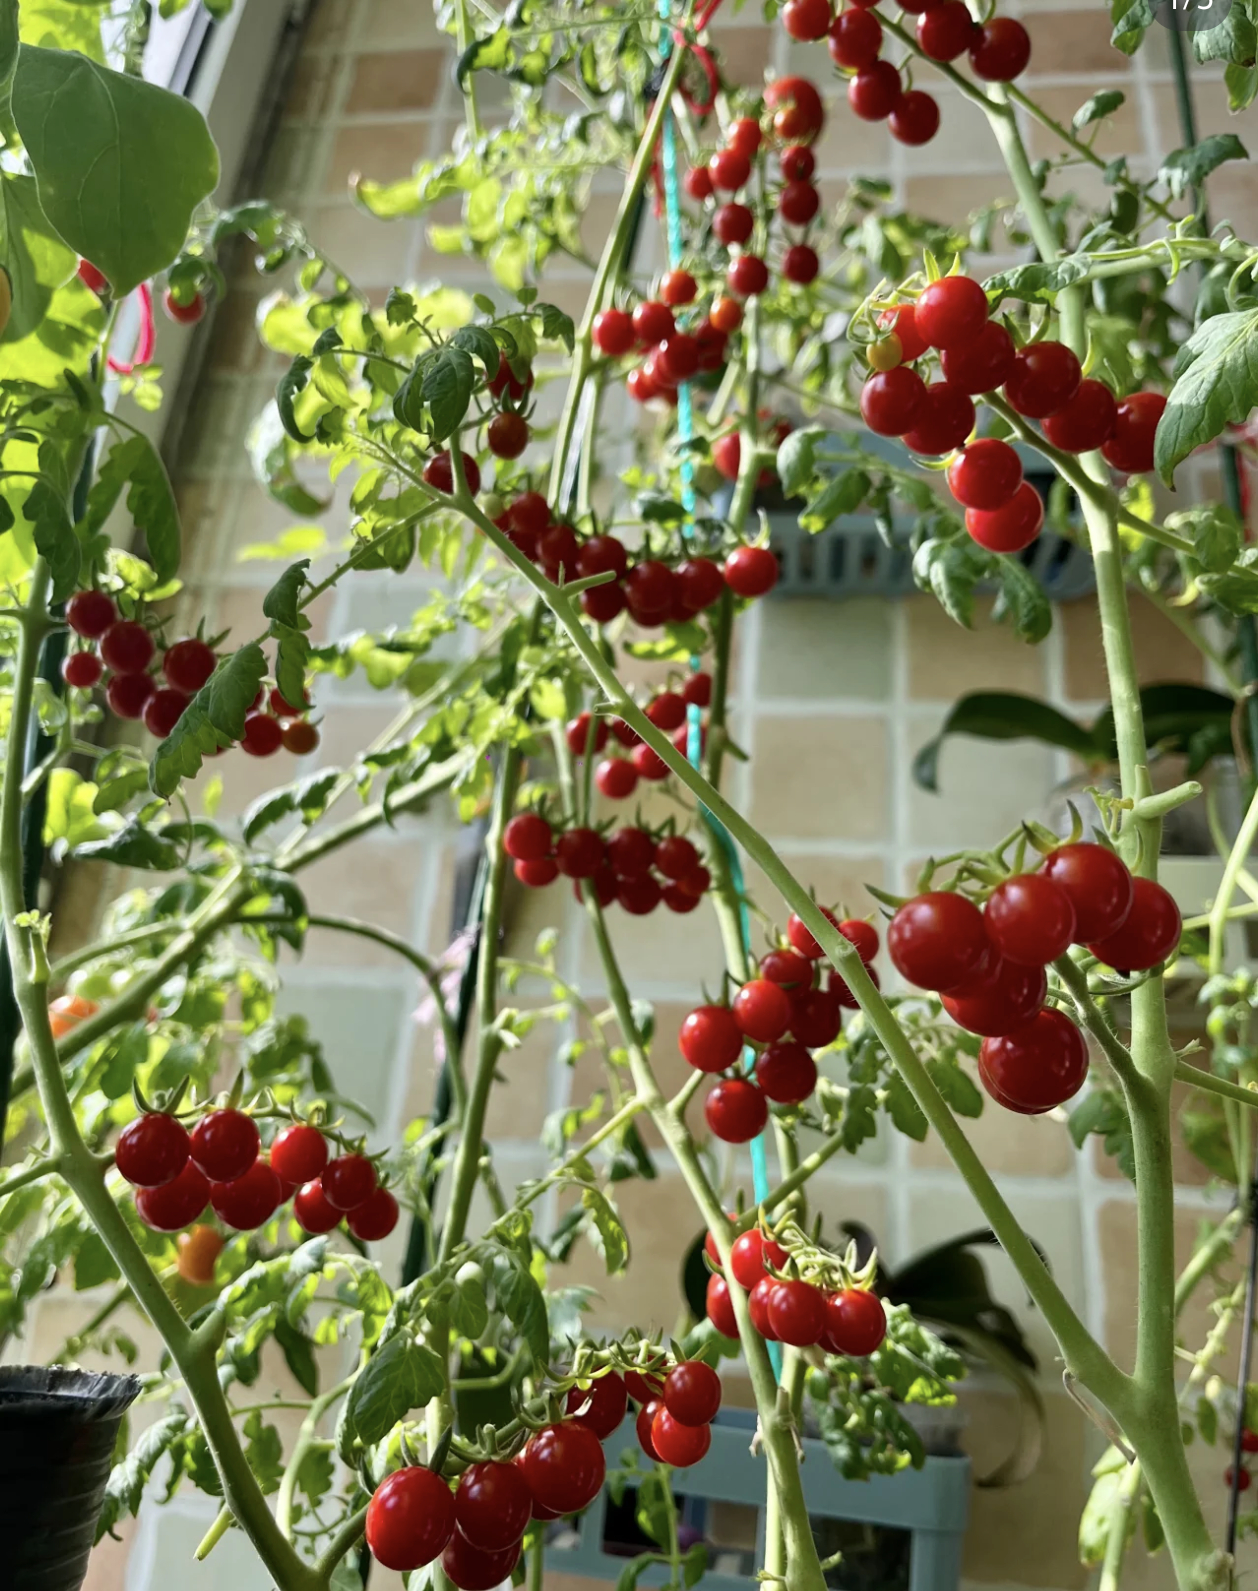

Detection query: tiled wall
(62, 1), (1258, 1587)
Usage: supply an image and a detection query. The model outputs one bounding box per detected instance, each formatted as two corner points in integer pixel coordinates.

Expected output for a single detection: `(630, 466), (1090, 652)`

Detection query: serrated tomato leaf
(1156, 309), (1258, 486)
(150, 643), (268, 797)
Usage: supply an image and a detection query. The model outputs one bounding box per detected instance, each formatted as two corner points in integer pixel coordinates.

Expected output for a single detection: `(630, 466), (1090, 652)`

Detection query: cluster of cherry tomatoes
(590, 677), (711, 800)
(704, 1225), (888, 1356)
(594, 285), (733, 409)
(114, 1108), (398, 1239)
(366, 1356), (722, 1579)
(862, 276), (1168, 555)
(683, 912), (880, 1142)
(62, 588), (319, 755)
(888, 841), (1181, 1113)
(504, 810), (713, 915)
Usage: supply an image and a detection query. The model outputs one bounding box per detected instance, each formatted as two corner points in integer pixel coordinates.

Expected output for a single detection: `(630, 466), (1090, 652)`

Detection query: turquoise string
(656, 18), (781, 1377)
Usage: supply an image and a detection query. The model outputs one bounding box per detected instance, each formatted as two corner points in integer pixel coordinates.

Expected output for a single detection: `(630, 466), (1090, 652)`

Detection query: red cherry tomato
(521, 1423), (606, 1513)
(1042, 379), (1118, 452)
(784, 0), (833, 39)
(66, 588), (114, 642)
(566, 1371), (628, 1439)
(655, 834), (699, 879)
(596, 758), (638, 800)
(515, 857), (559, 888)
(684, 166), (714, 201)
(106, 675), (154, 722)
(786, 906), (839, 960)
(780, 145), (815, 182)
(709, 147), (751, 192)
(637, 1398), (665, 1460)
(593, 308), (635, 357)
(211, 1159), (282, 1230)
(509, 491), (550, 537)
(902, 381), (975, 456)
(632, 300), (675, 348)
(965, 482), (1045, 553)
(788, 989), (841, 1049)
(764, 77), (826, 144)
(917, 0), (975, 59)
(624, 1368), (665, 1405)
(724, 545), (778, 597)
(704, 1078), (769, 1143)
(877, 304), (928, 363)
(727, 254), (769, 298)
(828, 6), (881, 67)
(164, 289), (205, 325)
(760, 948), (813, 989)
(783, 244), (820, 285)
(860, 367), (926, 436)
(779, 182), (820, 226)
(190, 1109), (260, 1183)
(939, 321), (1016, 395)
(942, 959), (1047, 1037)
(680, 1005), (743, 1072)
(1086, 876), (1182, 972)
(607, 827), (656, 879)
(1004, 341), (1082, 419)
(441, 1528), (521, 1589)
(162, 637), (216, 693)
(985, 873), (1077, 966)
(135, 1160), (211, 1232)
(294, 1178), (341, 1234)
(142, 688), (190, 739)
(367, 1467), (456, 1571)
(100, 620), (155, 675)
(768, 1278), (827, 1346)
(978, 1009), (1088, 1113)
(969, 17), (1031, 80)
(651, 1407), (712, 1467)
(749, 1276), (781, 1338)
(730, 1229), (789, 1290)
(888, 892), (989, 992)
(116, 1113), (190, 1189)
(422, 450), (480, 494)
(733, 978), (792, 1043)
(946, 438), (1022, 510)
(454, 1460), (533, 1551)
(915, 276), (989, 350)
(241, 712), (284, 756)
(727, 117), (762, 157)
(824, 1289), (887, 1355)
(1042, 843), (1134, 942)
(848, 61), (901, 121)
(556, 828), (606, 879)
(682, 670), (713, 707)
(659, 269), (697, 307)
(504, 813), (553, 861)
(322, 1153), (377, 1211)
(270, 1123), (328, 1185)
(1101, 392), (1167, 474)
(347, 1186), (400, 1241)
(487, 412), (528, 459)
(664, 1360), (722, 1427)
(706, 1274), (740, 1337)
(756, 1041), (818, 1104)
(889, 90), (940, 146)
(713, 202), (754, 247)
(62, 651), (103, 690)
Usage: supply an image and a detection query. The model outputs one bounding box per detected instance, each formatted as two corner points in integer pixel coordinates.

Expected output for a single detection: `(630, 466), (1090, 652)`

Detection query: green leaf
(19, 1), (106, 64)
(271, 623), (311, 715)
(86, 434), (180, 583)
(96, 1412), (188, 1542)
(776, 427), (823, 496)
(1226, 60), (1258, 111)
(538, 301), (575, 351)
(483, 1244), (550, 1365)
(1110, 0), (1156, 54)
(341, 1333), (444, 1451)
(925, 1057), (983, 1118)
(582, 1186), (629, 1274)
(798, 468), (870, 531)
(150, 642), (268, 797)
(92, 766), (150, 814)
(274, 1318), (319, 1397)
(0, 172), (74, 343)
(1165, 502), (1242, 573)
(1068, 1089), (1134, 1181)
(1158, 134), (1248, 200)
(12, 46), (219, 297)
(74, 1229), (120, 1290)
(913, 692), (1100, 793)
(885, 1073), (928, 1141)
(1156, 310), (1258, 486)
(72, 818), (181, 871)
(1193, 0), (1257, 63)
(262, 559), (310, 628)
(1073, 90), (1124, 129)
(277, 355), (314, 442)
(982, 256), (1090, 301)
(448, 323), (501, 375)
(44, 767), (107, 845)
(424, 345), (476, 442)
(24, 477), (77, 601)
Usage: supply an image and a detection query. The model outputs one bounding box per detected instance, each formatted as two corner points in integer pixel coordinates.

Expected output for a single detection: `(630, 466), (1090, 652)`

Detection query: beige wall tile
(906, 708), (1057, 851)
(305, 201), (416, 287)
(912, 1062), (1077, 1176)
(1024, 10), (1135, 74)
(748, 713), (889, 842)
(1060, 593), (1206, 700)
(299, 840), (424, 965)
(359, 0), (446, 47)
(739, 854), (886, 943)
(558, 1172), (700, 1332)
(324, 121), (426, 195)
(904, 173), (1019, 234)
(346, 50), (445, 112)
(1028, 85), (1145, 161)
(906, 594), (1047, 701)
(758, 598), (892, 700)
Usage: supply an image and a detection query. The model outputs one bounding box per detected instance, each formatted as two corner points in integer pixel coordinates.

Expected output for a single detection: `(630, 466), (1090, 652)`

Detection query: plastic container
(0, 1365), (141, 1591)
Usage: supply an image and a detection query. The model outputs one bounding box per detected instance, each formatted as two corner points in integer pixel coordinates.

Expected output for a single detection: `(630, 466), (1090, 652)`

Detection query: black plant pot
(0, 1365), (141, 1591)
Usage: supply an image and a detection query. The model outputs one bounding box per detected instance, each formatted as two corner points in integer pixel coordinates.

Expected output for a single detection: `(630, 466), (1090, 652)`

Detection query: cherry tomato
(684, 166), (714, 201)
(521, 1423), (606, 1514)
(713, 433), (742, 482)
(487, 353), (532, 399)
(1004, 341), (1082, 419)
(637, 1398), (665, 1460)
(596, 758), (638, 800)
(664, 1360), (722, 1426)
(135, 1160), (211, 1231)
(709, 147), (751, 192)
(917, 1), (975, 59)
(733, 978), (792, 1043)
(541, 525), (582, 584)
(705, 1078), (769, 1143)
(840, 920), (879, 963)
(978, 1009), (1088, 1113)
(779, 182), (820, 226)
(442, 1529), (521, 1589)
(942, 959), (1047, 1037)
(946, 438), (1022, 510)
(100, 620), (154, 675)
(902, 382), (975, 456)
(367, 1467), (456, 1571)
(281, 720), (320, 756)
(164, 288), (205, 324)
(584, 580), (628, 622)
(768, 1278), (827, 1346)
(860, 367), (926, 436)
(749, 1276), (781, 1338)
(455, 1460), (533, 1551)
(785, 0), (832, 39)
(878, 304), (928, 363)
(504, 813), (552, 861)
(516, 857), (559, 888)
(786, 906), (839, 959)
(682, 670), (713, 707)
(760, 948), (813, 989)
(577, 534), (629, 580)
(730, 1229), (789, 1289)
(556, 828), (605, 879)
(783, 244), (820, 285)
(116, 1112), (190, 1188)
(756, 1041), (818, 1104)
(727, 254), (769, 297)
(706, 1274), (740, 1337)
(1086, 876), (1182, 972)
(969, 17), (1031, 80)
(624, 1368), (665, 1405)
(848, 61), (901, 121)
(210, 1160), (281, 1230)
(162, 637), (216, 694)
(764, 77), (826, 144)
(48, 991), (98, 1037)
(713, 202), (754, 247)
(566, 1371), (628, 1438)
(348, 1186), (400, 1241)
(659, 269), (697, 307)
(1242, 1429), (1258, 1454)
(788, 989), (841, 1049)
(422, 450), (480, 494)
(62, 651), (103, 690)
(824, 1289), (887, 1355)
(1040, 378), (1118, 452)
(323, 1153), (377, 1211)
(888, 892), (989, 992)
(67, 589), (116, 639)
(1101, 392), (1166, 474)
(654, 835), (698, 880)
(1042, 843), (1134, 942)
(241, 712), (284, 756)
(828, 7), (881, 67)
(658, 333), (700, 385)
(1227, 1467), (1252, 1493)
(651, 1407), (712, 1467)
(915, 275), (989, 349)
(724, 545), (778, 597)
(269, 1124), (328, 1188)
(176, 1223), (223, 1286)
(607, 827), (656, 879)
(578, 865), (619, 908)
(965, 482), (1045, 553)
(889, 90), (940, 146)
(625, 559), (676, 621)
(294, 1178), (341, 1234)
(77, 259), (109, 294)
(509, 491), (550, 537)
(727, 117), (762, 157)
(143, 688), (190, 739)
(633, 300), (675, 347)
(190, 1109), (260, 1183)
(939, 321), (1016, 394)
(487, 412), (528, 459)
(984, 874), (1076, 966)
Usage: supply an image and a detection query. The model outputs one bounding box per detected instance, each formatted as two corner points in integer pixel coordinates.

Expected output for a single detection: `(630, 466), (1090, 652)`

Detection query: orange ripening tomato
(177, 1224), (224, 1285)
(48, 992), (99, 1038)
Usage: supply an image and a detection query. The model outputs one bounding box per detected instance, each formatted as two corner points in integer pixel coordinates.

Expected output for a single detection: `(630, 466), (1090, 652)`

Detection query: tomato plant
(1, 3), (1257, 1591)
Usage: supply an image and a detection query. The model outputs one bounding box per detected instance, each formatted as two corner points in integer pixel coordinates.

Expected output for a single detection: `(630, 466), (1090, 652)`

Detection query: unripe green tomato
(1106, 190), (1139, 234)
(72, 970), (116, 1001)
